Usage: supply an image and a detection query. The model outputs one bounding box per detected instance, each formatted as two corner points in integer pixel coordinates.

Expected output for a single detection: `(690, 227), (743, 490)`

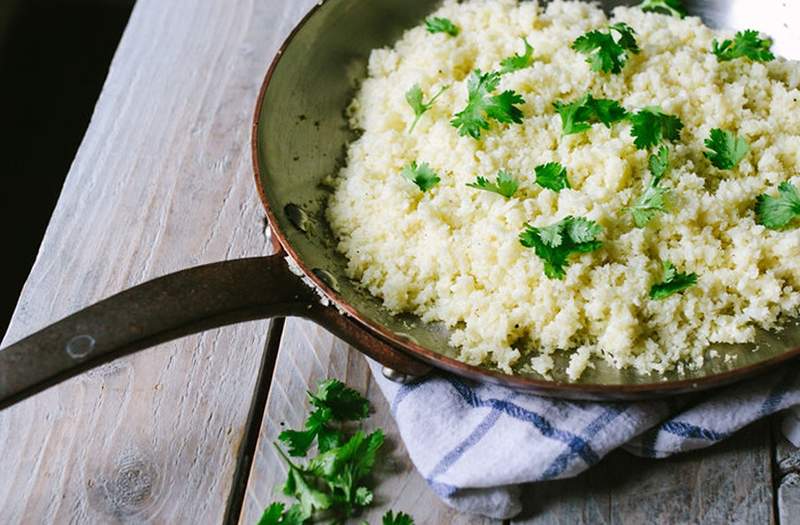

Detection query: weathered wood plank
(239, 318), (501, 525)
(0, 0), (312, 522)
(513, 420), (774, 524)
(776, 412), (800, 525)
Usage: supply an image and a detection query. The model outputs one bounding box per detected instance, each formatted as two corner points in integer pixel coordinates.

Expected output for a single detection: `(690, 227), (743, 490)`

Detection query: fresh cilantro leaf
(553, 93), (628, 135)
(648, 145), (670, 183)
(631, 182), (669, 228)
(755, 182), (800, 230)
(535, 162), (571, 192)
(307, 430), (385, 517)
(278, 379), (369, 457)
(703, 128), (749, 170)
(649, 261), (698, 299)
(425, 17), (459, 37)
(256, 503), (304, 525)
(406, 84), (449, 133)
(451, 69), (525, 139)
(572, 23), (640, 74)
(257, 503), (285, 525)
(629, 106), (683, 150)
(500, 38), (534, 74)
(383, 511), (415, 525)
(639, 0), (687, 18)
(276, 444), (332, 520)
(310, 379), (370, 421)
(466, 170), (519, 198)
(712, 30), (775, 62)
(519, 216), (603, 279)
(402, 161), (441, 192)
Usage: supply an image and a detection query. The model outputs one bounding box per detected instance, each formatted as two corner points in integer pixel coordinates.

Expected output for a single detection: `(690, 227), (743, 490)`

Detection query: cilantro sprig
(467, 170), (519, 198)
(405, 84), (449, 133)
(402, 161), (441, 192)
(630, 146), (671, 228)
(383, 511), (415, 525)
(712, 30), (775, 62)
(425, 17), (459, 37)
(755, 182), (800, 230)
(639, 0), (687, 18)
(704, 128), (749, 170)
(553, 93), (628, 135)
(629, 106), (684, 150)
(535, 162), (571, 192)
(572, 22), (640, 74)
(519, 216), (603, 279)
(649, 261), (698, 300)
(279, 379), (370, 457)
(261, 379), (415, 525)
(451, 69), (525, 139)
(499, 38), (534, 74)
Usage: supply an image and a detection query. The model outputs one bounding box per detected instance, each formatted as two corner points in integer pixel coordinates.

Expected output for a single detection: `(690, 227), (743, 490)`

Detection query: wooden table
(1, 0), (798, 523)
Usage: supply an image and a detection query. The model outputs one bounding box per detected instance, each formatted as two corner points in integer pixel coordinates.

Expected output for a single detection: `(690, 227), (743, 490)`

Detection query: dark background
(0, 0), (134, 337)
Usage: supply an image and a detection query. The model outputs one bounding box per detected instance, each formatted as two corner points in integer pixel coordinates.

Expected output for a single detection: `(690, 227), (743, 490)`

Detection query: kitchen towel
(368, 359), (800, 519)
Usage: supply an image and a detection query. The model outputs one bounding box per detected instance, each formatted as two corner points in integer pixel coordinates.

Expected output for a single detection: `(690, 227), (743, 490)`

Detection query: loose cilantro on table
(553, 93), (629, 135)
(405, 84), (449, 133)
(451, 69), (525, 139)
(382, 511), (415, 525)
(499, 38), (534, 74)
(425, 17), (459, 37)
(279, 379), (370, 457)
(519, 216), (603, 279)
(703, 128), (749, 170)
(401, 161), (441, 192)
(639, 0), (687, 18)
(467, 170), (519, 198)
(630, 145), (671, 228)
(649, 261), (698, 300)
(572, 22), (640, 74)
(261, 379), (415, 525)
(755, 182), (800, 230)
(629, 106), (683, 150)
(535, 162), (571, 192)
(712, 30), (775, 62)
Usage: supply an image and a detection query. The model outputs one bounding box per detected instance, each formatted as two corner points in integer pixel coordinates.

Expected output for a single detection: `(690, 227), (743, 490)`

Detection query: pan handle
(0, 255), (431, 410)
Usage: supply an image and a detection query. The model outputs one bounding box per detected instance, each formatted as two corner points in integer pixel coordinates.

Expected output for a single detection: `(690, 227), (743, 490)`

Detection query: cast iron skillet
(1, 0), (799, 409)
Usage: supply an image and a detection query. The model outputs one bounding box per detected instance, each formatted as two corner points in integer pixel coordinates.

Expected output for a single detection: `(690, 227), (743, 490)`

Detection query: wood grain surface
(0, 0), (313, 522)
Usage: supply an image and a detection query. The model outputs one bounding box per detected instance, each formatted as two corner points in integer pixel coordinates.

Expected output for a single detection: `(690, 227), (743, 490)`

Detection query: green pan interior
(254, 0), (800, 389)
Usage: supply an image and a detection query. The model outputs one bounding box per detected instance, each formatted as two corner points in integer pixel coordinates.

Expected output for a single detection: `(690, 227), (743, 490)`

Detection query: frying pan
(1, 0), (799, 408)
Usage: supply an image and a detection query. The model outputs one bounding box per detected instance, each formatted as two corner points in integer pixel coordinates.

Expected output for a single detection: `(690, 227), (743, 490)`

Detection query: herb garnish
(630, 146), (671, 228)
(572, 23), (640, 74)
(755, 182), (800, 230)
(704, 128), (748, 170)
(712, 30), (775, 62)
(467, 170), (519, 198)
(535, 162), (571, 192)
(451, 69), (525, 139)
(402, 161), (441, 192)
(629, 106), (684, 150)
(405, 84), (449, 133)
(499, 38), (534, 74)
(553, 93), (629, 135)
(382, 511), (415, 525)
(425, 17), (459, 37)
(519, 216), (603, 279)
(639, 0), (687, 18)
(260, 379), (415, 525)
(650, 261), (698, 299)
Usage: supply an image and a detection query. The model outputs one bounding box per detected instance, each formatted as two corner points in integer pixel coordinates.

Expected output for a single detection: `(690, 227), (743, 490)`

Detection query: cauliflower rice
(326, 0), (800, 379)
